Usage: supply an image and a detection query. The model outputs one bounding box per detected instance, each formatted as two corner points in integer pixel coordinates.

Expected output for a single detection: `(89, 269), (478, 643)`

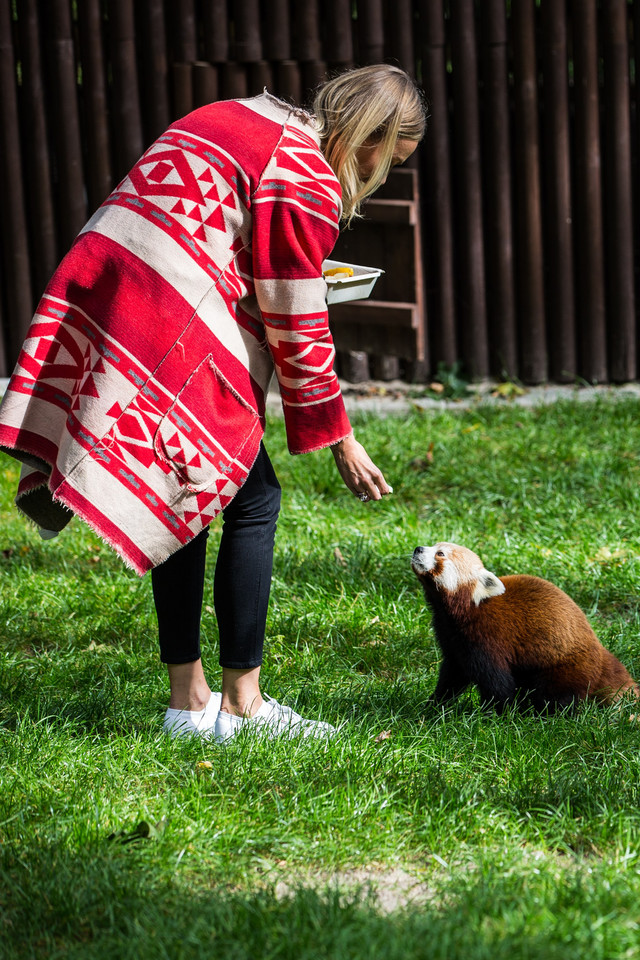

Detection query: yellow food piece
(323, 267), (354, 278)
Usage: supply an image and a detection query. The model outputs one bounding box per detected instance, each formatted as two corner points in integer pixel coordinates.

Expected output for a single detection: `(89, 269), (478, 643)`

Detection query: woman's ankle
(220, 692), (264, 718)
(167, 660), (212, 711)
(220, 665), (263, 717)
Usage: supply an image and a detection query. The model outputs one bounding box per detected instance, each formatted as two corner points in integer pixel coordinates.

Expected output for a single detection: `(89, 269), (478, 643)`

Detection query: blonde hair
(312, 64), (427, 224)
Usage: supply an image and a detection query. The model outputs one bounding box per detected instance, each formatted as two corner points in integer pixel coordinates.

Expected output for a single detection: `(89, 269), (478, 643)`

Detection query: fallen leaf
(491, 381), (526, 399)
(107, 819), (164, 844)
(375, 729), (392, 742)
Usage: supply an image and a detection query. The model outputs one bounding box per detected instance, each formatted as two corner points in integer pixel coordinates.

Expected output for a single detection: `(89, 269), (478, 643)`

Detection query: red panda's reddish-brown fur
(411, 542), (639, 712)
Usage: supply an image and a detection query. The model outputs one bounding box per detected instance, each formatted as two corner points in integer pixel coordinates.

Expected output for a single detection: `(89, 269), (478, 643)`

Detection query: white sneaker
(163, 692), (222, 739)
(213, 695), (336, 742)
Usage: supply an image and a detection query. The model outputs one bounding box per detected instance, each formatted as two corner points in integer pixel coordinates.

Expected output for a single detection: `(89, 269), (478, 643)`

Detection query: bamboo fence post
(17, 0), (57, 296)
(450, 0), (488, 378)
(479, 0), (517, 379)
(512, 0), (547, 383)
(572, 0), (607, 382)
(603, 0), (635, 382)
(77, 0), (113, 211)
(0, 0), (33, 363)
(202, 0), (228, 63)
(417, 0), (456, 370)
(47, 0), (87, 249)
(109, 0), (144, 180)
(137, 0), (170, 138)
(356, 0), (384, 64)
(541, 0), (576, 382)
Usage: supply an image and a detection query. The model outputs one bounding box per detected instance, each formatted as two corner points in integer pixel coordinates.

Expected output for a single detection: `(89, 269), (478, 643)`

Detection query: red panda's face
(412, 542), (505, 605)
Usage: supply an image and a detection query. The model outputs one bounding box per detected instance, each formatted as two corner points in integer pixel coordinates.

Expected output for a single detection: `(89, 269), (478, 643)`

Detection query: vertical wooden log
(233, 0), (262, 61)
(17, 0), (58, 295)
(512, 0), (547, 383)
(173, 62), (194, 117)
(356, 0), (384, 64)
(42, 0), (87, 250)
(261, 0), (290, 61)
(301, 60), (328, 105)
(193, 61), (219, 107)
(221, 62), (249, 100)
(572, 0), (607, 382)
(109, 0), (144, 180)
(336, 351), (370, 383)
(326, 0), (353, 66)
(450, 0), (488, 378)
(0, 272), (7, 376)
(77, 0), (113, 211)
(479, 0), (517, 379)
(417, 0), (456, 370)
(136, 0), (170, 139)
(249, 60), (274, 97)
(276, 61), (302, 104)
(603, 0), (635, 382)
(385, 0), (416, 74)
(635, 0), (640, 334)
(202, 0), (228, 62)
(541, 0), (576, 382)
(172, 0), (198, 61)
(293, 0), (322, 62)
(0, 0), (33, 361)
(371, 356), (401, 380)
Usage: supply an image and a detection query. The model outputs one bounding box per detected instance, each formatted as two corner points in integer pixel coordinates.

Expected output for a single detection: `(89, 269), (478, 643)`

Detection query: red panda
(411, 541), (639, 712)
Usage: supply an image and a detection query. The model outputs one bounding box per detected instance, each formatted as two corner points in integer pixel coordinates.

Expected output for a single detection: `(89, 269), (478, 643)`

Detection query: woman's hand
(331, 434), (392, 503)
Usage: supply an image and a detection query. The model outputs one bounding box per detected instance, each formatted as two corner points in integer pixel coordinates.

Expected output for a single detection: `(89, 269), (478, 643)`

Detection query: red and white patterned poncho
(0, 93), (353, 574)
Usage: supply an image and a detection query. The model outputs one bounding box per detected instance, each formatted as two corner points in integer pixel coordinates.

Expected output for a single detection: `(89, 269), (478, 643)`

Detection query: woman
(0, 64), (426, 741)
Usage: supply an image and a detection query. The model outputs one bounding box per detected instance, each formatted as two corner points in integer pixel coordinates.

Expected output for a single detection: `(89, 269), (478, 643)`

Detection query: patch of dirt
(273, 863), (435, 914)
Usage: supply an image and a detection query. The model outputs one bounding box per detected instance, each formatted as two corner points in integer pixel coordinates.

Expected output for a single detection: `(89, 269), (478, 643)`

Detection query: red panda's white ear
(472, 568), (506, 605)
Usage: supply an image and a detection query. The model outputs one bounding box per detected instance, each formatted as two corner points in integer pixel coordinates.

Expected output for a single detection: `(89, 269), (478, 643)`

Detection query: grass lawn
(2, 395), (640, 959)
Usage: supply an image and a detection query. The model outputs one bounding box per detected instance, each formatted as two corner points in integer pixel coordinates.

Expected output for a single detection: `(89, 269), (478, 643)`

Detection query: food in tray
(323, 266), (354, 278)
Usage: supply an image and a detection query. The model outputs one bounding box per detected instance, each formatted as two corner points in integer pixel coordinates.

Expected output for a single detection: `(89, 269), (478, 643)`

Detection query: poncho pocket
(154, 355), (261, 494)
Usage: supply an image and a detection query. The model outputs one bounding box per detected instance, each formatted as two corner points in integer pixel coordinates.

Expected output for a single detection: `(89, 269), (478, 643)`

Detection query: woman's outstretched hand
(331, 434), (392, 503)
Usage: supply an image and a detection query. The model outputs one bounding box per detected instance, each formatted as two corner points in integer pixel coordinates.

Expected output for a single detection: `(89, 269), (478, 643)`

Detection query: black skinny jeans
(151, 444), (281, 669)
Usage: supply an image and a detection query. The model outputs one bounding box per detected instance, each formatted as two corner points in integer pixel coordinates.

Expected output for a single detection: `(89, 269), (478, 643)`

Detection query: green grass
(2, 396), (640, 958)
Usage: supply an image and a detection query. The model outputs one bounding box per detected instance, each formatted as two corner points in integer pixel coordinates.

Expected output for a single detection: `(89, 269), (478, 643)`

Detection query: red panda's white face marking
(412, 541), (505, 605)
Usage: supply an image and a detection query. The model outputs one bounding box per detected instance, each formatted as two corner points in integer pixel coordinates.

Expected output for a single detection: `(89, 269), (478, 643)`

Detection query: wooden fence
(0, 0), (638, 383)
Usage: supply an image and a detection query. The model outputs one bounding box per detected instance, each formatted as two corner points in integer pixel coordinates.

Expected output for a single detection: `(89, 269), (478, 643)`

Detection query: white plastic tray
(323, 259), (384, 304)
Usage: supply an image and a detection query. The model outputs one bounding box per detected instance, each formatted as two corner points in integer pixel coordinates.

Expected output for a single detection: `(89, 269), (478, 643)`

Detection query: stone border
(3, 376), (639, 417)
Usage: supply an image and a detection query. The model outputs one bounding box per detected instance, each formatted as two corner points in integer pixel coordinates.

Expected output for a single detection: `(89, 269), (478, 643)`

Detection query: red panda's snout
(412, 545), (436, 577)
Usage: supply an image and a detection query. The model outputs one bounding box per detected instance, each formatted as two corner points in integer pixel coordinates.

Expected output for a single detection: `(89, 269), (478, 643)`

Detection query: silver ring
(358, 492), (370, 502)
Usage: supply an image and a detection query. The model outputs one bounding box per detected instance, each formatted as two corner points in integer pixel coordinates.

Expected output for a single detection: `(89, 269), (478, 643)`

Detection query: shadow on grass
(0, 837), (626, 960)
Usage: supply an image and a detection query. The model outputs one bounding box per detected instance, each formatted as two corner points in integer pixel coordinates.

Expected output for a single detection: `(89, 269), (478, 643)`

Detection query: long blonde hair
(312, 64), (427, 224)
